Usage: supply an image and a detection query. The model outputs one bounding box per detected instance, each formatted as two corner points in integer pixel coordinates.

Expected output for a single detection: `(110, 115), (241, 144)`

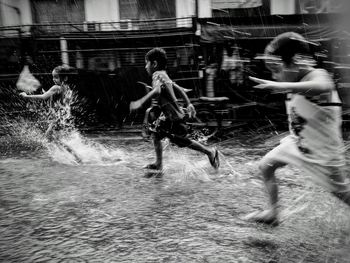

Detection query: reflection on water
(0, 132), (350, 262)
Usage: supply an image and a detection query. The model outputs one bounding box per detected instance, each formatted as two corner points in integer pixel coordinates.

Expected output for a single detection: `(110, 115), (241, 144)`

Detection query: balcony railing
(0, 17), (194, 38)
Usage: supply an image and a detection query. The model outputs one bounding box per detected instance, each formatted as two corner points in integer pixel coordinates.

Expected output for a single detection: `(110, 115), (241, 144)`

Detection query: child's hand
(186, 103), (196, 118)
(129, 101), (141, 112)
(249, 76), (287, 91)
(19, 92), (28, 97)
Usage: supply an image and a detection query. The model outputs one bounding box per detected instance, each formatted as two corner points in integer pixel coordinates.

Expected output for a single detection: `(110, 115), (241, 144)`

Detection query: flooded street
(1, 0), (350, 262)
(0, 133), (349, 263)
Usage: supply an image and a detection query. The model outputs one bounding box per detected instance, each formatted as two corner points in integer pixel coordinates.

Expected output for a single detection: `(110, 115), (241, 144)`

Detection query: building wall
(271, 0), (295, 15)
(0, 0), (33, 26)
(84, 0), (120, 22)
(176, 0), (195, 18)
(176, 0), (195, 27)
(85, 0), (193, 22)
(0, 0), (206, 27)
(198, 0), (212, 18)
(31, 0), (85, 24)
(211, 0), (262, 9)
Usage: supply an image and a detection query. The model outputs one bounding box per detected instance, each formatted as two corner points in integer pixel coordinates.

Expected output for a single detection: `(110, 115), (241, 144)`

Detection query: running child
(247, 32), (350, 225)
(130, 48), (219, 172)
(20, 65), (80, 161)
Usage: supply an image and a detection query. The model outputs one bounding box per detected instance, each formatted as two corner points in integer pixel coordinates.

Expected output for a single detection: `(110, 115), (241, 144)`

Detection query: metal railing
(0, 17), (194, 38)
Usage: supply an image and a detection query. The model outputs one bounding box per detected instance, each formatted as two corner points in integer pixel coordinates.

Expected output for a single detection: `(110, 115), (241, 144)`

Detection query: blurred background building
(0, 0), (349, 127)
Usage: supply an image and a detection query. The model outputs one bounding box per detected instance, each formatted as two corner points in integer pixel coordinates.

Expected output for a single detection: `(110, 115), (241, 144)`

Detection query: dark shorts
(152, 118), (192, 148)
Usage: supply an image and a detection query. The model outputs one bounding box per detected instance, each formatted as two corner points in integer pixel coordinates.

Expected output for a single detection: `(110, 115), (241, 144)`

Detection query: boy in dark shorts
(130, 48), (219, 171)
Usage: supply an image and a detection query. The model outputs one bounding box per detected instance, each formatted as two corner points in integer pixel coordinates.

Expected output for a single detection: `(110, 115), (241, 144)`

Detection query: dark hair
(53, 65), (76, 84)
(145, 48), (167, 70)
(265, 32), (311, 64)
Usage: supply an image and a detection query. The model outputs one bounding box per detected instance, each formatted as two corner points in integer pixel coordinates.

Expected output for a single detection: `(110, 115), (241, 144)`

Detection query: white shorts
(262, 135), (347, 192)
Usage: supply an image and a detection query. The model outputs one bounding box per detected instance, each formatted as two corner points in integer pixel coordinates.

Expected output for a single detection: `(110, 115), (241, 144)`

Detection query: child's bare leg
(329, 168), (350, 206)
(260, 161), (281, 217)
(45, 122), (55, 141)
(187, 140), (211, 155)
(246, 159), (285, 225)
(145, 136), (163, 170)
(187, 140), (219, 169)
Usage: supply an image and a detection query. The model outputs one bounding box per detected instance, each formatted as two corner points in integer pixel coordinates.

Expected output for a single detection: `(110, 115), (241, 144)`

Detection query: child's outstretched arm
(20, 85), (61, 100)
(129, 86), (160, 112)
(249, 73), (334, 95)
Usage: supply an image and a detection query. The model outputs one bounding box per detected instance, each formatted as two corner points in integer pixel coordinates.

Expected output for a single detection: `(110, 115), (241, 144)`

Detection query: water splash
(47, 131), (125, 165)
(163, 144), (213, 182)
(1, 87), (124, 165)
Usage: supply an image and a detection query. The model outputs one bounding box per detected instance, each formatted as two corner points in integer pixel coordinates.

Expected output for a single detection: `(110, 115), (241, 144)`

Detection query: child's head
(52, 65), (75, 85)
(263, 32), (312, 82)
(145, 48), (167, 75)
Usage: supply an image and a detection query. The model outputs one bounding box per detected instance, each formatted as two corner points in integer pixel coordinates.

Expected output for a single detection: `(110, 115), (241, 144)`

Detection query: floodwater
(0, 130), (350, 263)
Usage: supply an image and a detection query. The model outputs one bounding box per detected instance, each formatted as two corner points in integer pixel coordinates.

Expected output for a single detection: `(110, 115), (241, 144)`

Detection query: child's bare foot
(208, 147), (220, 169)
(244, 210), (279, 226)
(144, 163), (163, 170)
